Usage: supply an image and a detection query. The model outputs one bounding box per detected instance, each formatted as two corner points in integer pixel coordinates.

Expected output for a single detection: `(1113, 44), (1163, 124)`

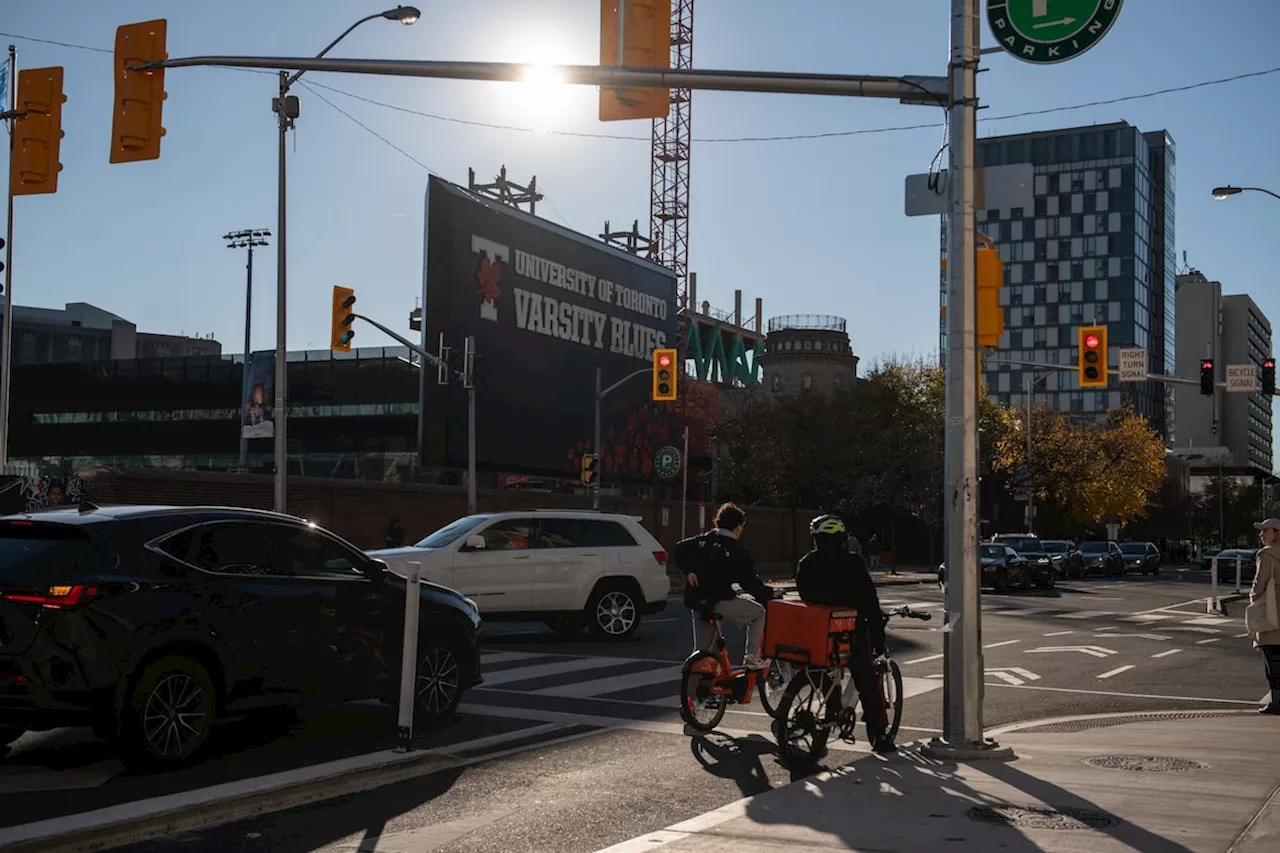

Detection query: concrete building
(758, 315), (858, 397)
(0, 302), (221, 365)
(941, 121), (1176, 443)
(1172, 271), (1273, 485)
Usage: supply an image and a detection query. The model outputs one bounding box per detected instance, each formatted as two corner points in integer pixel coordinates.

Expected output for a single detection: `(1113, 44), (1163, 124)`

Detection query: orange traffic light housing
(331, 286), (356, 352)
(111, 19), (168, 164)
(599, 0), (671, 122)
(652, 347), (677, 401)
(976, 246), (1005, 349)
(1078, 325), (1108, 389)
(10, 67), (67, 197)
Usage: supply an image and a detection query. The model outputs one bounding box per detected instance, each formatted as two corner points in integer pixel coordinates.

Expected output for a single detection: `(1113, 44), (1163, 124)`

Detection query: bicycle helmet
(810, 514), (847, 538)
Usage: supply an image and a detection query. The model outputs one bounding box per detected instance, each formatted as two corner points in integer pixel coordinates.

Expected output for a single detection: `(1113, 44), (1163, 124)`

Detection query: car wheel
(0, 726), (23, 749)
(414, 640), (465, 721)
(121, 655), (216, 769)
(586, 583), (641, 639)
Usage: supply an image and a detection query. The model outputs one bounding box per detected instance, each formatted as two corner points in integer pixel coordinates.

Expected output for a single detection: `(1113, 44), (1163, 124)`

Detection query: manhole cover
(968, 804), (1121, 830)
(1085, 755), (1209, 773)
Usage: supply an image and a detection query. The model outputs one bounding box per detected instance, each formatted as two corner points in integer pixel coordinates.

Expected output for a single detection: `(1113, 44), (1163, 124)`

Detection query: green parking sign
(987, 0), (1124, 64)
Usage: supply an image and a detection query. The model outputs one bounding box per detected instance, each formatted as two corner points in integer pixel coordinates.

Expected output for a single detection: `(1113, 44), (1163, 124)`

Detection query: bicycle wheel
(772, 668), (838, 766)
(882, 659), (904, 742)
(756, 659), (793, 719)
(679, 651), (728, 732)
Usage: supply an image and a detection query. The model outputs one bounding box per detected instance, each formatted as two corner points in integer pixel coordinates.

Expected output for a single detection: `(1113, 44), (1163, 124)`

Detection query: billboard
(421, 176), (678, 477)
(241, 351), (275, 440)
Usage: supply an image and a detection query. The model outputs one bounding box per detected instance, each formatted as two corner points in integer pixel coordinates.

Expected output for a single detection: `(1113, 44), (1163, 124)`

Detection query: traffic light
(598, 0), (671, 122)
(652, 347), (677, 401)
(976, 246), (1005, 348)
(581, 454), (598, 485)
(331, 286), (356, 352)
(1263, 359), (1276, 397)
(10, 67), (67, 197)
(1200, 359), (1215, 396)
(111, 19), (168, 164)
(1077, 325), (1108, 388)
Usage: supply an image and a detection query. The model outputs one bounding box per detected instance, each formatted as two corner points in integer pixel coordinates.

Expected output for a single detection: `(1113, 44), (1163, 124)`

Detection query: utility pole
(224, 228), (270, 471)
(0, 45), (17, 472)
(463, 335), (477, 515)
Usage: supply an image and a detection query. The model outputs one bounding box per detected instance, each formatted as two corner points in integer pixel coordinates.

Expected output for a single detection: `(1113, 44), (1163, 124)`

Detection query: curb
(987, 707), (1258, 738)
(0, 723), (585, 853)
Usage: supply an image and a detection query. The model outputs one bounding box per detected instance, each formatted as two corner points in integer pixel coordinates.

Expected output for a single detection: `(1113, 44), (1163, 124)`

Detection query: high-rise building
(939, 121), (1176, 443)
(1172, 271), (1273, 478)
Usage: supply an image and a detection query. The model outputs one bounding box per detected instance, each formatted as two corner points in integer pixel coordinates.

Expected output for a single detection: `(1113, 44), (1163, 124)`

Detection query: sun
(517, 63), (575, 129)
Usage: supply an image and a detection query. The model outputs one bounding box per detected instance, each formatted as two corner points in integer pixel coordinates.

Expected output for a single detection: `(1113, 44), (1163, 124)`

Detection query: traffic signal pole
(0, 46), (15, 471)
(593, 365), (654, 509)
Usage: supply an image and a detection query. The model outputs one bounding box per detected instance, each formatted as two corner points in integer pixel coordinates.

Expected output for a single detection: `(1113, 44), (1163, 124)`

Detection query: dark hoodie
(795, 538), (887, 651)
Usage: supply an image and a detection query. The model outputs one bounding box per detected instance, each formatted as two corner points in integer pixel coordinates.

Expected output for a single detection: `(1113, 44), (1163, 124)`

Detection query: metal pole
(1026, 375), (1033, 535)
(1209, 556), (1219, 614)
(0, 45), (17, 472)
(273, 69), (288, 513)
(465, 335), (476, 515)
(594, 366), (602, 510)
(239, 243), (254, 469)
(1219, 459), (1225, 550)
(681, 425), (689, 540)
(396, 560), (422, 752)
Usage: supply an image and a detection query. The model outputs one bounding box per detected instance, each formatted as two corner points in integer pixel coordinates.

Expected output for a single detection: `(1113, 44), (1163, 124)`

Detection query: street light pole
(1212, 185), (1280, 202)
(269, 6), (420, 513)
(224, 229), (270, 471)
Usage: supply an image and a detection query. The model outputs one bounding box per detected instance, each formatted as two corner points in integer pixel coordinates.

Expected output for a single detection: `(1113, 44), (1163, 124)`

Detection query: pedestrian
(1248, 517), (1280, 715)
(847, 531), (862, 556)
(867, 532), (882, 571)
(384, 517), (405, 549)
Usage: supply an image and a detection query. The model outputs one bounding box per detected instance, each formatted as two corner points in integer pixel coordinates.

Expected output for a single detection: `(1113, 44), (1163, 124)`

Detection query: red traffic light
(1202, 360), (1213, 370)
(1266, 359), (1276, 369)
(657, 353), (672, 368)
(1083, 333), (1100, 349)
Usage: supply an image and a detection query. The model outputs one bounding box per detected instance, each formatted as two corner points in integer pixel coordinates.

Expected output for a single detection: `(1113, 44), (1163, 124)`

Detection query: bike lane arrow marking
(1024, 645), (1118, 658)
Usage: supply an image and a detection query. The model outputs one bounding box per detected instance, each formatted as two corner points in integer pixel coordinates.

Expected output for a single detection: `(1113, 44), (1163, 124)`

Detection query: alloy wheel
(140, 673), (208, 760)
(416, 647), (461, 715)
(596, 591), (637, 635)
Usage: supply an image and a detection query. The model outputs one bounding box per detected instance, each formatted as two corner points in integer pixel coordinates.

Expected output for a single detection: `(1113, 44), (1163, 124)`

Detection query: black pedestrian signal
(1200, 359), (1214, 396)
(1264, 358), (1276, 396)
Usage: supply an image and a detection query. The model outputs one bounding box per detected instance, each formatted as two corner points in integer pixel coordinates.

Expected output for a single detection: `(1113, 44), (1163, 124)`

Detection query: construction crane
(649, 0), (694, 319)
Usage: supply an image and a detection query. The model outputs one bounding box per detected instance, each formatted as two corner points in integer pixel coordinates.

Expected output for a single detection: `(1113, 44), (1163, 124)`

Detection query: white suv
(367, 510), (671, 640)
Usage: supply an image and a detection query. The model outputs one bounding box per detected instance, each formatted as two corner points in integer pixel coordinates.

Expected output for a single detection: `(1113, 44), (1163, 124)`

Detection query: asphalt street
(38, 567), (1258, 853)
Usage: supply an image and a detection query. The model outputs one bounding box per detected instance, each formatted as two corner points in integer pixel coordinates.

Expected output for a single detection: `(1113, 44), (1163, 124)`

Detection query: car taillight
(653, 551), (668, 566)
(1, 584), (101, 610)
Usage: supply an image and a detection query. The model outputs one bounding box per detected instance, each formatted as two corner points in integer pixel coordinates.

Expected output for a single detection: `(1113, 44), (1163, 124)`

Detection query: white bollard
(396, 561), (423, 752)
(1235, 556), (1243, 594)
(1208, 556), (1218, 614)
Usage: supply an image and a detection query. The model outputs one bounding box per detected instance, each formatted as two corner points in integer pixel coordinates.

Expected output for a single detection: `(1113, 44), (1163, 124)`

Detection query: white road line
(479, 658), (634, 687)
(1120, 614), (1178, 623)
(1096, 665), (1135, 680)
(982, 682), (1258, 705)
(537, 666), (680, 698)
(479, 652), (546, 666)
(1197, 638), (1222, 645)
(983, 639), (1020, 648)
(1132, 596), (1212, 615)
(1151, 649), (1182, 659)
(903, 653), (944, 665)
(1164, 626), (1221, 635)
(1043, 630), (1075, 636)
(1055, 610), (1116, 620)
(1235, 632), (1251, 639)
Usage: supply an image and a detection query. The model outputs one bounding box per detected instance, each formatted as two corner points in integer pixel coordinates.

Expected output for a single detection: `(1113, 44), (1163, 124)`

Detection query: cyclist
(795, 514), (896, 754)
(679, 502), (782, 670)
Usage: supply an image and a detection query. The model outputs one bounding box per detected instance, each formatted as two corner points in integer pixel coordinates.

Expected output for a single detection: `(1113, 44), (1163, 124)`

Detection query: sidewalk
(598, 709), (1279, 853)
(667, 566), (936, 595)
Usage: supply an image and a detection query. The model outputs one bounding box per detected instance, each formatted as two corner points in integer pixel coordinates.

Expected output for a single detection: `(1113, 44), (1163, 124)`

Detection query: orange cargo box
(762, 599), (858, 667)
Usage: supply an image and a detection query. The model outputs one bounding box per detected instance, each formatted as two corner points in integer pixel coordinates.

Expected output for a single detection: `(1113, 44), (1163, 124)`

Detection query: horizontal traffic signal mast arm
(345, 311), (466, 383)
(129, 54), (948, 102)
(983, 357), (1274, 392)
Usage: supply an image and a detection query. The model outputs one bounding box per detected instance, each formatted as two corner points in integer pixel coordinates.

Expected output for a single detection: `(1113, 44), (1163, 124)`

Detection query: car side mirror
(362, 559), (389, 581)
(463, 534), (487, 552)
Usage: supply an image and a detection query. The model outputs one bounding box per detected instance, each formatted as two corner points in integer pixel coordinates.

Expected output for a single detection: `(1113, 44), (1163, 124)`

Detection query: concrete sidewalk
(598, 709), (1278, 853)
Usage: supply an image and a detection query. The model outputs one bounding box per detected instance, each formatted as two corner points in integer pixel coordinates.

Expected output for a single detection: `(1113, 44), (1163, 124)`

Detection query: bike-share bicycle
(765, 603), (931, 764)
(678, 610), (796, 731)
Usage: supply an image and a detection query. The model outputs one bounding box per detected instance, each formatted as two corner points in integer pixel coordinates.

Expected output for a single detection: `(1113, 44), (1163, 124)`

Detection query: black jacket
(795, 545), (886, 650)
(678, 529), (773, 610)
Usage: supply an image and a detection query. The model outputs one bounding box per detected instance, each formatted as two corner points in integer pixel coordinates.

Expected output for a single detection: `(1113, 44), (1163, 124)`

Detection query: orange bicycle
(678, 611), (793, 732)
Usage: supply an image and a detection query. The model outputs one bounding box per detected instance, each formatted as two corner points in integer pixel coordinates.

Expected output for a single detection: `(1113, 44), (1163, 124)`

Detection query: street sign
(986, 0), (1125, 65)
(1227, 364), (1259, 392)
(905, 163), (1034, 217)
(1118, 347), (1147, 382)
(653, 445), (681, 479)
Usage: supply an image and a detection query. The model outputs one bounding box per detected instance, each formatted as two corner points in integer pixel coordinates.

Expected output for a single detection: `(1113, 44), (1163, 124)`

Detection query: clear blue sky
(2, 0), (1278, 362)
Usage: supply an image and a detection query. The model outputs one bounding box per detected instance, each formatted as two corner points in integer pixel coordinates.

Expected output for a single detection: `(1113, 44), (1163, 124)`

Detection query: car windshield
(1000, 537), (1045, 553)
(415, 514), (493, 549)
(1119, 543), (1147, 555)
(980, 545), (1005, 559)
(1042, 541), (1069, 551)
(1079, 541), (1109, 553)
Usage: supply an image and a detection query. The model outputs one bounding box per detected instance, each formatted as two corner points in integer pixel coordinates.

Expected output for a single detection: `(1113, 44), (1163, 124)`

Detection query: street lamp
(224, 229), (271, 472)
(271, 6), (420, 513)
(1212, 185), (1280, 202)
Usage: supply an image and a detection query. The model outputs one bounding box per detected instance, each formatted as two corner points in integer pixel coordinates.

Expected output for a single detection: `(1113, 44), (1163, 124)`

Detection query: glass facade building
(939, 122), (1176, 443)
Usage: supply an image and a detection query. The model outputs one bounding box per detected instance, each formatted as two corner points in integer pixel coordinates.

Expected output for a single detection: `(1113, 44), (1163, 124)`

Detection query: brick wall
(75, 467), (815, 566)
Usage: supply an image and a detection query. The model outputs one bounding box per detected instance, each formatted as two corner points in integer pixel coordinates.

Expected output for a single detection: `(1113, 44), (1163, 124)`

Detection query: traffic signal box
(1200, 359), (1215, 396)
(975, 246), (1005, 349)
(1077, 325), (1108, 389)
(598, 0), (671, 121)
(581, 454), (598, 485)
(331, 286), (356, 352)
(111, 20), (168, 164)
(1263, 358), (1276, 397)
(10, 67), (67, 196)
(652, 348), (677, 401)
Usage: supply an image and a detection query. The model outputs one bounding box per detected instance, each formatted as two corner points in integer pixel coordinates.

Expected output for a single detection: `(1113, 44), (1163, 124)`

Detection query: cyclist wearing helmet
(795, 514), (895, 754)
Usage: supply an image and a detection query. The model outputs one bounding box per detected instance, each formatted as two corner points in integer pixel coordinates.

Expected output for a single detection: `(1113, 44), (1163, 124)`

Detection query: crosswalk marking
(479, 651), (547, 666)
(480, 657), (631, 687)
(538, 665), (680, 698)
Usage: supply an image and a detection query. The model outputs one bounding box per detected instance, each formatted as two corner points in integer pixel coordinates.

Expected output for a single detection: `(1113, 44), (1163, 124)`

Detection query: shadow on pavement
(742, 747), (1196, 853)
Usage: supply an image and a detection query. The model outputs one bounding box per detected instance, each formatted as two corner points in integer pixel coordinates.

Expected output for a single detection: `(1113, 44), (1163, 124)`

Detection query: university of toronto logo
(471, 235), (509, 322)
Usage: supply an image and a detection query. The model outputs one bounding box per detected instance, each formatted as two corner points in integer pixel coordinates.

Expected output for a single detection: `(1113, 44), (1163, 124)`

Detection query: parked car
(0, 504), (482, 767)
(1209, 548), (1257, 584)
(939, 544), (1030, 593)
(1041, 539), (1084, 579)
(990, 535), (1055, 588)
(1200, 547), (1224, 571)
(368, 510), (670, 640)
(1078, 540), (1125, 576)
(1119, 541), (1162, 575)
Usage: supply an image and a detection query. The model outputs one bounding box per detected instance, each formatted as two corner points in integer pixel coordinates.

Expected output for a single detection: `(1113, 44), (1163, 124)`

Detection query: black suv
(0, 505), (482, 767)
